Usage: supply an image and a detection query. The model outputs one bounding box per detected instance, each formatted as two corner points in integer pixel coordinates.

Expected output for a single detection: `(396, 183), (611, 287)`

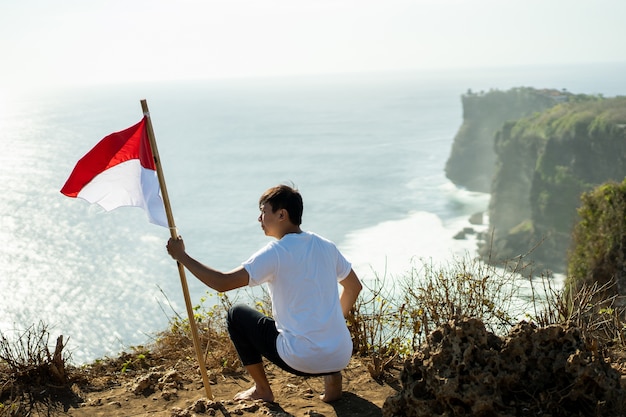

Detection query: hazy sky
(1, 0), (625, 92)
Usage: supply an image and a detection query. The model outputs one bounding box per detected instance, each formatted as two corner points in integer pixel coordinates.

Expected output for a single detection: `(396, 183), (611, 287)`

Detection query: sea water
(1, 63), (625, 364)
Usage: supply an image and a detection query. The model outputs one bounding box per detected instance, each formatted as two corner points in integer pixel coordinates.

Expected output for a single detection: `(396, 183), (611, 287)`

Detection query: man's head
(259, 184), (303, 226)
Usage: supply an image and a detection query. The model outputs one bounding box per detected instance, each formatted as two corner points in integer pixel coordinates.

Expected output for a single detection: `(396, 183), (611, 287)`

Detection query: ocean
(2, 63), (625, 364)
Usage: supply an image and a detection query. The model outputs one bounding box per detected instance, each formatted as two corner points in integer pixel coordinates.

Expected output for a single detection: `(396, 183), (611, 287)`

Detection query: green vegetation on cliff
(510, 94), (620, 140)
(567, 178), (626, 295)
(485, 95), (626, 273)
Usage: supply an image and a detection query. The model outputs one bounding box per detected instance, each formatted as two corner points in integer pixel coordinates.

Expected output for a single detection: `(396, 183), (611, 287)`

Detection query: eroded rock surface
(383, 317), (625, 417)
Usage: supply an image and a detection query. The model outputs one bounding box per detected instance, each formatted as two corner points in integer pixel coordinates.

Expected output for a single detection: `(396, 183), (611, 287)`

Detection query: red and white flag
(61, 117), (168, 227)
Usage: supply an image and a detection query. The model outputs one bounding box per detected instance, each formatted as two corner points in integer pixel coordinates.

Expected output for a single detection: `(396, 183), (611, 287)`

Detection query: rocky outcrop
(445, 88), (568, 192)
(382, 317), (625, 417)
(445, 87), (626, 273)
(482, 96), (626, 273)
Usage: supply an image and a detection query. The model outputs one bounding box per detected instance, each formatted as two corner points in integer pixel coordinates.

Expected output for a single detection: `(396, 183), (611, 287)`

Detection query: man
(166, 184), (362, 403)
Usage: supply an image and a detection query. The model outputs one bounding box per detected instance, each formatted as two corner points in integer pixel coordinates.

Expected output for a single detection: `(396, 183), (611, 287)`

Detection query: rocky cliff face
(445, 88), (567, 192)
(448, 92), (626, 273)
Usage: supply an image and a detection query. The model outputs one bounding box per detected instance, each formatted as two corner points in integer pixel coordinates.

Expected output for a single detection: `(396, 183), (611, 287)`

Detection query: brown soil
(38, 357), (399, 417)
(5, 320), (626, 416)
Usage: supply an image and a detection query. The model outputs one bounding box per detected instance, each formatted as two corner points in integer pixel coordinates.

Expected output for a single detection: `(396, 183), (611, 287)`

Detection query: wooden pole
(140, 99), (214, 400)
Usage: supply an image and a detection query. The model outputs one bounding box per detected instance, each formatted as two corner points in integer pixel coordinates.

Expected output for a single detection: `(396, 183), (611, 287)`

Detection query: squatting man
(166, 184), (362, 402)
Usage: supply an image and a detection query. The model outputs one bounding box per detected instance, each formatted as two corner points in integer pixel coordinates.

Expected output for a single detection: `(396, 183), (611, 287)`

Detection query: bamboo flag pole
(140, 99), (214, 400)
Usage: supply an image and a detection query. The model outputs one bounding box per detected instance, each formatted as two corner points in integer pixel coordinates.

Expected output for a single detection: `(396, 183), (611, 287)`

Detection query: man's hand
(166, 236), (186, 261)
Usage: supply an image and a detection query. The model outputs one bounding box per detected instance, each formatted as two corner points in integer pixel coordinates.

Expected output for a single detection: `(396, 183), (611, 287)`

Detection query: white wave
(340, 210), (487, 281)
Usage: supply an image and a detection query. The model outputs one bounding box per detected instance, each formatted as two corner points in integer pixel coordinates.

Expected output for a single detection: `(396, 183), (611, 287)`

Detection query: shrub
(567, 178), (626, 298)
(0, 322), (77, 415)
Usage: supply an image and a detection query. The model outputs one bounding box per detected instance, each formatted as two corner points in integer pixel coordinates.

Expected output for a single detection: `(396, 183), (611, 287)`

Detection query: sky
(1, 0), (625, 93)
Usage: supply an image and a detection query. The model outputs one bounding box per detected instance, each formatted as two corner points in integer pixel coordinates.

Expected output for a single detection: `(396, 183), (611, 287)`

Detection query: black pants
(226, 304), (335, 377)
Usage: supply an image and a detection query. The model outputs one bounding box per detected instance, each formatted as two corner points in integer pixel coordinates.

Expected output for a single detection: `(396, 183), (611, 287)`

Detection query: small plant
(119, 350), (149, 373)
(531, 278), (626, 349)
(0, 322), (69, 384)
(0, 322), (76, 415)
(154, 290), (241, 374)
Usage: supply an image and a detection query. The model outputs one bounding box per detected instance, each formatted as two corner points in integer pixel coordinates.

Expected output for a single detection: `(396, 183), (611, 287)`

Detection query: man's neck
(278, 226), (302, 239)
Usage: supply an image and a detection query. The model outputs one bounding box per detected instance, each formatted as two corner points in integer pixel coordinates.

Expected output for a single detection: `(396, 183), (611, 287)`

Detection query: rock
(469, 212), (483, 225)
(130, 368), (185, 396)
(161, 388), (177, 401)
(170, 407), (190, 417)
(445, 87), (566, 193)
(160, 369), (180, 382)
(382, 317), (625, 417)
(453, 228), (475, 240)
(190, 398), (221, 415)
(484, 96), (626, 274)
(130, 373), (155, 395)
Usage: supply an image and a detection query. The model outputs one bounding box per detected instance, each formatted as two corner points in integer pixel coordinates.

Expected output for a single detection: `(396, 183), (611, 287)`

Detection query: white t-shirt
(242, 231), (353, 374)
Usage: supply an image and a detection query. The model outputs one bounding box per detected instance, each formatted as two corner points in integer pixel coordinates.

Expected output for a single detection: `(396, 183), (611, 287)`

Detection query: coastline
(341, 185), (490, 282)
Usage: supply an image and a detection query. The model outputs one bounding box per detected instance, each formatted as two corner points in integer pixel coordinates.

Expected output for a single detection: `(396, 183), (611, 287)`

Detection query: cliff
(445, 88), (569, 192)
(466, 94), (626, 273)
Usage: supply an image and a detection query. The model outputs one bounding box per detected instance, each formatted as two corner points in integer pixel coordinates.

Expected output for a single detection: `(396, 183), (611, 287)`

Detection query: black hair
(259, 184), (303, 226)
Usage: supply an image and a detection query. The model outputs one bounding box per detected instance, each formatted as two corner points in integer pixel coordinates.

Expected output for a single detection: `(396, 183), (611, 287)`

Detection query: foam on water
(341, 185), (490, 282)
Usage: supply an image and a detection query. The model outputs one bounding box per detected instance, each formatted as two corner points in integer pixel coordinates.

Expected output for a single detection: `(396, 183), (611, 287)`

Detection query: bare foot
(234, 385), (275, 402)
(320, 372), (342, 402)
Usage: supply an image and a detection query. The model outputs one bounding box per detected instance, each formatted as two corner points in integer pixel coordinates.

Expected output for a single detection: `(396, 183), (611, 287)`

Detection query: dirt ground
(10, 320), (626, 416)
(56, 358), (399, 417)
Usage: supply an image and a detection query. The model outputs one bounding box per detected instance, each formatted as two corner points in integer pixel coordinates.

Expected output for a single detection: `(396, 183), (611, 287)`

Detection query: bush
(0, 322), (78, 416)
(567, 178), (626, 299)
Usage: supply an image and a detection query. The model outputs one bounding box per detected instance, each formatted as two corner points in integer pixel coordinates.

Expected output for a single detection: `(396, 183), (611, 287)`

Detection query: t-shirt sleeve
(242, 242), (279, 287)
(336, 249), (352, 282)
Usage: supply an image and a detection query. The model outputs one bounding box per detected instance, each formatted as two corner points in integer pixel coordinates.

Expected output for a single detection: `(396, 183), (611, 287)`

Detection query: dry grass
(0, 322), (80, 416)
(348, 252), (626, 381)
(532, 278), (626, 348)
(350, 253), (533, 380)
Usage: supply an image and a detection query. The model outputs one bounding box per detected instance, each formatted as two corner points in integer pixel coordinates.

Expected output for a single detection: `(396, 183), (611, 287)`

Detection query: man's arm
(338, 269), (362, 318)
(166, 236), (249, 292)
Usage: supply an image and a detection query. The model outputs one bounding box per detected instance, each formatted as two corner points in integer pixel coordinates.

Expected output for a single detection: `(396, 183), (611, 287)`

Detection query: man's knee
(226, 304), (239, 330)
(227, 303), (249, 332)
